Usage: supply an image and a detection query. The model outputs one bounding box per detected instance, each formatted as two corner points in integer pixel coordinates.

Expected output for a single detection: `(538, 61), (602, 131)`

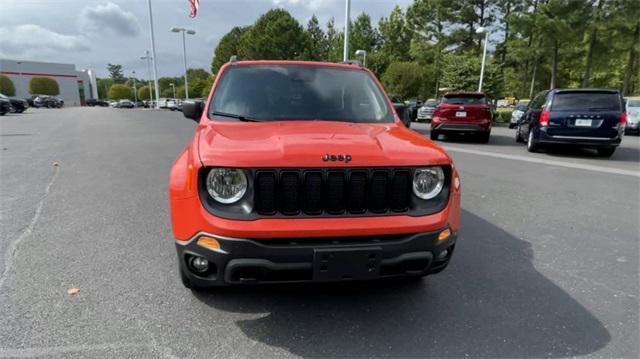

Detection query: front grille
(255, 169), (412, 216)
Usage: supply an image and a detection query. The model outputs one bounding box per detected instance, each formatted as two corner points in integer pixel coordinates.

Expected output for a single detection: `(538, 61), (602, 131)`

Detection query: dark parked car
(406, 98), (423, 122)
(515, 89), (625, 157)
(0, 97), (11, 115)
(0, 93), (28, 113)
(33, 95), (63, 108)
(86, 98), (109, 107)
(388, 93), (411, 128)
(430, 92), (492, 142)
(117, 99), (135, 108)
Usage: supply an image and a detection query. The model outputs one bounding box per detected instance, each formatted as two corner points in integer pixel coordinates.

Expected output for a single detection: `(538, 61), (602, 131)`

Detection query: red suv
(169, 60), (461, 289)
(430, 92), (492, 142)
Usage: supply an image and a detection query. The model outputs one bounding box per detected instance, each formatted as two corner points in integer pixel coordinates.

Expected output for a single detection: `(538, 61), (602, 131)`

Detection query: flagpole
(147, 0), (160, 109)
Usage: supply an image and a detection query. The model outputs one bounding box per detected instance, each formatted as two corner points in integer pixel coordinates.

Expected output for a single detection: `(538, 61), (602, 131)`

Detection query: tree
(137, 85), (152, 101)
(238, 9), (306, 60)
(406, 0), (457, 96)
(187, 68), (210, 83)
(108, 84), (131, 100)
(211, 26), (249, 74)
(200, 75), (216, 97)
(29, 77), (59, 95)
(0, 75), (15, 96)
(96, 78), (113, 99)
(440, 53), (503, 99)
(302, 15), (328, 61)
(350, 13), (379, 56)
(326, 18), (343, 62)
(381, 62), (424, 99)
(107, 64), (125, 83)
(377, 6), (412, 75)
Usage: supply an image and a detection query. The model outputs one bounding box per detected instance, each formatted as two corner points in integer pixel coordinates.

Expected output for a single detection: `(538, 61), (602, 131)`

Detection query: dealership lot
(0, 108), (638, 358)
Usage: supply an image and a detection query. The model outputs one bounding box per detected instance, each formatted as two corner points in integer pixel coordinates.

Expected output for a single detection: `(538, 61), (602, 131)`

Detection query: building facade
(0, 59), (97, 106)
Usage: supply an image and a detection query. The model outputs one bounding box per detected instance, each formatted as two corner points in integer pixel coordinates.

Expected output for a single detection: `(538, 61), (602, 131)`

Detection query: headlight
(206, 168), (247, 204)
(413, 167), (445, 200)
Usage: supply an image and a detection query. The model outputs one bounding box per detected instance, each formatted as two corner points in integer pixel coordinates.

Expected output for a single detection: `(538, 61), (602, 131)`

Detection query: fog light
(438, 228), (451, 241)
(438, 249), (449, 261)
(189, 256), (209, 273)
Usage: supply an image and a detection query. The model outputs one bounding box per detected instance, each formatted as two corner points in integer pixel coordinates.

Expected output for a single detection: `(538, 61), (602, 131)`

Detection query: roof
(228, 60), (365, 70)
(553, 88), (620, 93)
(444, 92), (486, 97)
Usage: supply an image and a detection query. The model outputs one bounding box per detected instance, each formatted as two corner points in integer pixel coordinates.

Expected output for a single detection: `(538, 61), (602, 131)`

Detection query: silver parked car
(625, 98), (640, 135)
(509, 102), (529, 128)
(417, 99), (440, 122)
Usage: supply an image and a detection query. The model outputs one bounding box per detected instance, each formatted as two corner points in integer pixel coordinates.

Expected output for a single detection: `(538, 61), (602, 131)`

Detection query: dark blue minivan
(515, 89), (626, 157)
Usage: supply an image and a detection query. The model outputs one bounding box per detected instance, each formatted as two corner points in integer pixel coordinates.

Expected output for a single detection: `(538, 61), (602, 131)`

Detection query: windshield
(209, 65), (394, 123)
(443, 95), (486, 105)
(628, 99), (640, 108)
(515, 103), (528, 111)
(0, 94), (7, 99)
(551, 92), (621, 111)
(424, 100), (438, 107)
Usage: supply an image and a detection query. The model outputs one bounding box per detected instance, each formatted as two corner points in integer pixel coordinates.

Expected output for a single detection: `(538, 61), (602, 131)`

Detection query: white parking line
(443, 146), (640, 178)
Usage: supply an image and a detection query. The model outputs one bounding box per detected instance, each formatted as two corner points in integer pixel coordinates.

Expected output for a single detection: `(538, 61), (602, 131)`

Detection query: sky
(0, 0), (413, 79)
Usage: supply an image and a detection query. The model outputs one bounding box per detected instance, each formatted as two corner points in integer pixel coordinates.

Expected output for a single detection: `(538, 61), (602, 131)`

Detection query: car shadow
(540, 144), (640, 163)
(413, 127), (523, 147)
(193, 209), (610, 358)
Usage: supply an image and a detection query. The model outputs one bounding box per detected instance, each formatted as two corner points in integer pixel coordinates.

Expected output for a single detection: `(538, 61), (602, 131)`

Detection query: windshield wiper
(211, 111), (262, 122)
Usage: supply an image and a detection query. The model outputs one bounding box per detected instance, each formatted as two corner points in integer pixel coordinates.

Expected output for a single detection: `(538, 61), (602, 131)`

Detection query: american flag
(188, 0), (199, 18)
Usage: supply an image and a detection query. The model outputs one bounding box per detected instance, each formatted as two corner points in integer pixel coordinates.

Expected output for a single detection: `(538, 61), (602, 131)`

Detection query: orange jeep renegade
(169, 60), (461, 289)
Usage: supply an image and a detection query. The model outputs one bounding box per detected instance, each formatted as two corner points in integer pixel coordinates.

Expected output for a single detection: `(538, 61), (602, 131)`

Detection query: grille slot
(254, 169), (414, 216)
(255, 172), (277, 214)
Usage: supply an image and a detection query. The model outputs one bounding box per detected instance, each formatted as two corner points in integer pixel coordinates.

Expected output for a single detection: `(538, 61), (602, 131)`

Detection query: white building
(0, 59), (97, 106)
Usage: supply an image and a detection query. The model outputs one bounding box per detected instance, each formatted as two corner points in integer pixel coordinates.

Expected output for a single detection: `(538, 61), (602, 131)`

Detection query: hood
(197, 120), (451, 168)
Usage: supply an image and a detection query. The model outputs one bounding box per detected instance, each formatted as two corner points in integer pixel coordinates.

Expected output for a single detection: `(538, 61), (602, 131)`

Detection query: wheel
(597, 147), (616, 157)
(508, 123), (516, 129)
(430, 130), (439, 141)
(526, 129), (539, 152)
(478, 132), (490, 143)
(515, 126), (524, 143)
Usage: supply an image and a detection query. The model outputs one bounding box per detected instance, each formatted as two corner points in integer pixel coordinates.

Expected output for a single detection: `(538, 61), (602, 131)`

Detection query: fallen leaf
(67, 287), (80, 295)
(53, 162), (60, 167)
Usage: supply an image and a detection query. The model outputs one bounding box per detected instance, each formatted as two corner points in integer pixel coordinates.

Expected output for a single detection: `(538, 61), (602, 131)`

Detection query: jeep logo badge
(322, 154), (352, 163)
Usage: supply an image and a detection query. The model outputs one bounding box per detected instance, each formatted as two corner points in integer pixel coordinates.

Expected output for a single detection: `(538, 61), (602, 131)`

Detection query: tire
(478, 132), (490, 143)
(430, 130), (439, 141)
(597, 147), (616, 157)
(527, 129), (539, 152)
(508, 123), (516, 129)
(515, 126), (524, 143)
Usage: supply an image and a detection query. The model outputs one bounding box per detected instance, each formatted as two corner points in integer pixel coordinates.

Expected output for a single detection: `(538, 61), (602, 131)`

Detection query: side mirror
(182, 100), (204, 122)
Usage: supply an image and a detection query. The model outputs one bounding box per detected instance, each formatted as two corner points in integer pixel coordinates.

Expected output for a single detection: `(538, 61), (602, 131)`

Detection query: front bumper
(176, 229), (457, 287)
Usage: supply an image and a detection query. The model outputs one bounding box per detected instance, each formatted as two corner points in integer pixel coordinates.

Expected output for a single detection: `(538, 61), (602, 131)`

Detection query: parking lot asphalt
(0, 108), (638, 358)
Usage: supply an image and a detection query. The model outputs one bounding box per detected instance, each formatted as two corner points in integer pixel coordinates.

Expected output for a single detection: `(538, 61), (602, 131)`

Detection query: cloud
(272, 0), (338, 11)
(79, 2), (140, 37)
(0, 24), (90, 56)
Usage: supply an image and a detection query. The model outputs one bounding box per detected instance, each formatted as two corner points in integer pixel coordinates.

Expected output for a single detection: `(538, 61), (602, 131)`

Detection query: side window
(530, 91), (548, 110)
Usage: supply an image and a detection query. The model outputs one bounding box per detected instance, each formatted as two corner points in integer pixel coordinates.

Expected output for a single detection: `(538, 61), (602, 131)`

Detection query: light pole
(170, 27), (196, 99)
(140, 51), (153, 104)
(476, 26), (489, 93)
(147, 0), (160, 109)
(16, 61), (25, 97)
(132, 70), (138, 105)
(355, 49), (366, 66)
(343, 0), (351, 62)
(170, 83), (176, 98)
